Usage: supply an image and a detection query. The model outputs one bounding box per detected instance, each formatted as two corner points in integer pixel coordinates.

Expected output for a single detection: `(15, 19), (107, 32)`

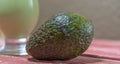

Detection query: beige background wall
(37, 0), (120, 40)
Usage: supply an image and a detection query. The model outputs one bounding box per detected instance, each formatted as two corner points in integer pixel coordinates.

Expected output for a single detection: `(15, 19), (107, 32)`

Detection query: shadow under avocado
(27, 56), (102, 64)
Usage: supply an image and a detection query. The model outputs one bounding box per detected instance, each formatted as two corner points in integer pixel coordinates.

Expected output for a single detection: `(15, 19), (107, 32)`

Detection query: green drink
(0, 0), (39, 55)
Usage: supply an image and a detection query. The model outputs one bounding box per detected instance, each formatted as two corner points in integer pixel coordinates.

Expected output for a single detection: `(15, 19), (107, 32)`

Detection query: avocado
(26, 12), (94, 60)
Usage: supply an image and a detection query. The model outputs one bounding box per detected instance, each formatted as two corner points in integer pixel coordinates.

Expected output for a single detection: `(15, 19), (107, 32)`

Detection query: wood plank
(0, 55), (120, 64)
(84, 39), (120, 60)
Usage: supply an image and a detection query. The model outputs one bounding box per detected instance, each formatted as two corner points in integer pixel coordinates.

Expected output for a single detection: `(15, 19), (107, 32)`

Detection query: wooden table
(0, 39), (120, 64)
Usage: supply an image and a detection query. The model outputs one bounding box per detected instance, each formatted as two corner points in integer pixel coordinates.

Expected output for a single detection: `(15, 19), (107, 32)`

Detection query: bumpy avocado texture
(26, 12), (94, 60)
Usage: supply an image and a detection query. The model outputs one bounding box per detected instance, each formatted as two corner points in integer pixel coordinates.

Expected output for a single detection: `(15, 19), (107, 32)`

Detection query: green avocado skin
(26, 12), (94, 60)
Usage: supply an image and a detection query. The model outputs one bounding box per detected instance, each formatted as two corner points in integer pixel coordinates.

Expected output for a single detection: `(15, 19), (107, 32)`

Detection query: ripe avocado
(26, 12), (94, 60)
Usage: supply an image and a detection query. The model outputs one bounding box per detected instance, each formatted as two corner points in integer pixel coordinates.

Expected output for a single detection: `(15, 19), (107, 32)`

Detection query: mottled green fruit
(26, 12), (94, 60)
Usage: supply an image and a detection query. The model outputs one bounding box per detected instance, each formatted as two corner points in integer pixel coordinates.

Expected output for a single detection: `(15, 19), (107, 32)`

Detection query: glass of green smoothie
(0, 0), (39, 55)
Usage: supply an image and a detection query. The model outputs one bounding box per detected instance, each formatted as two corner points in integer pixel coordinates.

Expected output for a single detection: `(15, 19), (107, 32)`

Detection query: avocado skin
(26, 12), (94, 60)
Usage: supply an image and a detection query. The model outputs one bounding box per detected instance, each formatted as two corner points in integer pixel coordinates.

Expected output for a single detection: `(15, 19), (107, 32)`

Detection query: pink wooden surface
(0, 55), (120, 64)
(0, 39), (120, 64)
(84, 39), (120, 60)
